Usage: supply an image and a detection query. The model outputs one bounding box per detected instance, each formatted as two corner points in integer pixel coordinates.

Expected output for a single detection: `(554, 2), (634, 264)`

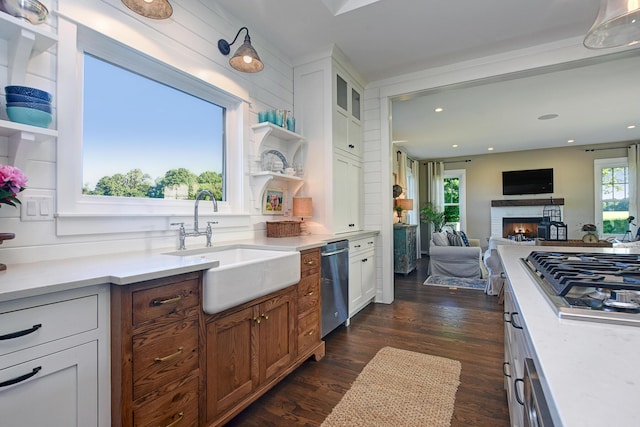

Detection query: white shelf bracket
(8, 131), (36, 170)
(8, 28), (36, 86)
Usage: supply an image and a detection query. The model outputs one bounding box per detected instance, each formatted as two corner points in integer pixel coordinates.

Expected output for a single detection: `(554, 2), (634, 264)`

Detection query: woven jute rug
(321, 346), (461, 427)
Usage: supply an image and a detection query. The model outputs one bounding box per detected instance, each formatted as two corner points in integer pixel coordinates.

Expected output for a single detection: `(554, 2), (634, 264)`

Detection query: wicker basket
(266, 221), (301, 237)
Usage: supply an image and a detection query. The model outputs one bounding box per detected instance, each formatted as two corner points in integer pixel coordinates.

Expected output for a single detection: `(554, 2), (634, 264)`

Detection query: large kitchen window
(82, 54), (225, 201)
(595, 158), (629, 237)
(56, 18), (245, 235)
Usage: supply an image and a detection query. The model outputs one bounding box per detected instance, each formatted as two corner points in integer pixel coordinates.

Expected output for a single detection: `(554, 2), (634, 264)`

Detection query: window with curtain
(444, 169), (466, 231)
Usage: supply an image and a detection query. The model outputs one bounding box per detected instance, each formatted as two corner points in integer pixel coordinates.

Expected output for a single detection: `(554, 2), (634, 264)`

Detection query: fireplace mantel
(491, 198), (564, 207)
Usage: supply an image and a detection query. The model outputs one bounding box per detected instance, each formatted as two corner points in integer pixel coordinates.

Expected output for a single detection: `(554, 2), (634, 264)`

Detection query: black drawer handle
(503, 362), (511, 378)
(0, 324), (42, 340)
(348, 223), (355, 227)
(0, 366), (42, 388)
(348, 144), (355, 149)
(514, 378), (525, 405)
(510, 312), (524, 330)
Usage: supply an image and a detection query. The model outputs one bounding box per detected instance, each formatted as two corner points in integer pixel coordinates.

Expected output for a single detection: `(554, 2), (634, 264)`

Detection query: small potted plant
(420, 202), (446, 232)
(0, 165), (27, 208)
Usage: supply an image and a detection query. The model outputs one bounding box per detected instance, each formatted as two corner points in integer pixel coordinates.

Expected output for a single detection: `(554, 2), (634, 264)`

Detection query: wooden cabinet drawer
(297, 311), (320, 355)
(132, 277), (199, 327)
(297, 273), (320, 315)
(300, 249), (320, 273)
(132, 316), (199, 400)
(0, 295), (97, 357)
(133, 376), (199, 427)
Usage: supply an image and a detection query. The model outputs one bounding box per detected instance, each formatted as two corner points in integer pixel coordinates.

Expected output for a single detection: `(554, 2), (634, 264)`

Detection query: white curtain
(426, 161), (445, 212)
(628, 144), (640, 230)
(396, 151), (408, 192)
(423, 161), (444, 254)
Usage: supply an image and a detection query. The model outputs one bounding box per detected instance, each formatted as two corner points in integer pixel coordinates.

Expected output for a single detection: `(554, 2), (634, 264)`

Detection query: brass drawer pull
(305, 329), (315, 336)
(254, 316), (261, 324)
(163, 412), (184, 427)
(154, 347), (184, 363)
(261, 313), (269, 320)
(151, 295), (183, 306)
(305, 291), (314, 296)
(303, 259), (315, 265)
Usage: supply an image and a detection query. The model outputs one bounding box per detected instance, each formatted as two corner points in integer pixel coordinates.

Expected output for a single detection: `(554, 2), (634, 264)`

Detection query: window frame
(444, 169), (466, 231)
(594, 157), (629, 239)
(56, 19), (246, 235)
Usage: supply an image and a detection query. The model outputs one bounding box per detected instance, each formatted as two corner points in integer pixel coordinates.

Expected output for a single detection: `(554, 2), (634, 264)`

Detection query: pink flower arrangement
(0, 165), (27, 208)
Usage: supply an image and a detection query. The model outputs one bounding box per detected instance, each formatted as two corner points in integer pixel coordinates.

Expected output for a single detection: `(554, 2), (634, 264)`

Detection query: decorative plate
(261, 149), (288, 172)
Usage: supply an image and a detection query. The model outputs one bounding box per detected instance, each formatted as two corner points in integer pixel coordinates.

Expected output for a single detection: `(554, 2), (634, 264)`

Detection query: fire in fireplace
(502, 217), (543, 239)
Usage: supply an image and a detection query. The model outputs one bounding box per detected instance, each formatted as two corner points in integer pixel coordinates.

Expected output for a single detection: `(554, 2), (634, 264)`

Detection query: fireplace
(490, 199), (564, 238)
(503, 217), (543, 239)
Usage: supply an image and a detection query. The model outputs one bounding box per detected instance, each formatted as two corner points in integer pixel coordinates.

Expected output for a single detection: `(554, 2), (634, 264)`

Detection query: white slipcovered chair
(483, 236), (535, 295)
(428, 231), (487, 279)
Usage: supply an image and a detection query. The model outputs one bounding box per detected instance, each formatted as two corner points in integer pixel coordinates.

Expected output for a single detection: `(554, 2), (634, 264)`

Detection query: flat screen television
(502, 168), (553, 195)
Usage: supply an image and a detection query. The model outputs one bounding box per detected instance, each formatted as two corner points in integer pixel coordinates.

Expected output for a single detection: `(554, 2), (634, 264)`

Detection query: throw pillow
(432, 232), (449, 246)
(457, 230), (471, 247)
(446, 231), (464, 246)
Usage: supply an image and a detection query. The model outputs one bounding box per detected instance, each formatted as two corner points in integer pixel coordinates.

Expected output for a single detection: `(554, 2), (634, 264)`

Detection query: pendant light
(121, 0), (173, 19)
(584, 0), (640, 48)
(218, 27), (264, 73)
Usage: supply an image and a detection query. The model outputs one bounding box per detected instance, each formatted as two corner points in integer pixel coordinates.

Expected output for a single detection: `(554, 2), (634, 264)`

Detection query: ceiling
(213, 0), (640, 159)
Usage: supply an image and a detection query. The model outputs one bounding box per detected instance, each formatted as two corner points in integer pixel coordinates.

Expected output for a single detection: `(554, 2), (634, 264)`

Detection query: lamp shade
(293, 197), (313, 217)
(229, 34), (264, 73)
(584, 0), (640, 48)
(121, 0), (173, 19)
(396, 198), (413, 211)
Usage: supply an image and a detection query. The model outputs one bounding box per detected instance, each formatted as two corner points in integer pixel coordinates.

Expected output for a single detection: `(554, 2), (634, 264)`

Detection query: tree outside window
(444, 177), (460, 228)
(601, 166), (629, 234)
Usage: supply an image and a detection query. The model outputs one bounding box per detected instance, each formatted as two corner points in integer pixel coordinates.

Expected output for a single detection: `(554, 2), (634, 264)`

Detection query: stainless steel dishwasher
(321, 240), (349, 337)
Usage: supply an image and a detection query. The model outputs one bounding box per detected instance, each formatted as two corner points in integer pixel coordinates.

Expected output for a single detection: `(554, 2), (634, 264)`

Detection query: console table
(393, 224), (417, 275)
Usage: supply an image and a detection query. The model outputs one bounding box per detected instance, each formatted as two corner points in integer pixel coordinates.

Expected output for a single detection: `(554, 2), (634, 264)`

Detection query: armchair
(428, 233), (486, 279)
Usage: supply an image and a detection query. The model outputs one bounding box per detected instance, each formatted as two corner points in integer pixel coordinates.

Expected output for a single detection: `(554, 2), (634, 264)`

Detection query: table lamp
(395, 198), (413, 224)
(293, 197), (313, 234)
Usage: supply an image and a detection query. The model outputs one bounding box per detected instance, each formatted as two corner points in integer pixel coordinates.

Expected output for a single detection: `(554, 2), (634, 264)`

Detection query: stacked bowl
(5, 85), (53, 128)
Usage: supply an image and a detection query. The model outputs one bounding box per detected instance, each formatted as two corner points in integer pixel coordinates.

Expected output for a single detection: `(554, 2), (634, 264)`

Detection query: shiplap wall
(0, 0), (296, 263)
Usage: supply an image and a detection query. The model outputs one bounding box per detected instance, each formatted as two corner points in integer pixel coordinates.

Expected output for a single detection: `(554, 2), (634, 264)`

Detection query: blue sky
(82, 54), (224, 190)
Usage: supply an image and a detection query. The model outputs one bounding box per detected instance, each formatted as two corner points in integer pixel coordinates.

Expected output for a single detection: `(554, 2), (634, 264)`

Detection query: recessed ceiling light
(628, 125), (636, 129)
(452, 144), (458, 148)
(538, 114), (559, 120)
(434, 107), (443, 113)
(568, 139), (575, 143)
(488, 147), (494, 151)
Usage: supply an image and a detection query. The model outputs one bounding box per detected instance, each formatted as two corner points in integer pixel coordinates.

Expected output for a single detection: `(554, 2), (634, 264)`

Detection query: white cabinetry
(0, 286), (110, 427)
(250, 123), (305, 210)
(503, 279), (532, 427)
(293, 49), (366, 234)
(0, 13), (58, 169)
(348, 235), (376, 318)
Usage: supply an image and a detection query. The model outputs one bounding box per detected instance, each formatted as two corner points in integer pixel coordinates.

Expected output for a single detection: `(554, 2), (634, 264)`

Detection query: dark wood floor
(226, 257), (511, 426)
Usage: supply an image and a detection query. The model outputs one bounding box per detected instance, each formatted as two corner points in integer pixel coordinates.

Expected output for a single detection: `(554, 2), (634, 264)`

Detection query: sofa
(428, 231), (487, 279)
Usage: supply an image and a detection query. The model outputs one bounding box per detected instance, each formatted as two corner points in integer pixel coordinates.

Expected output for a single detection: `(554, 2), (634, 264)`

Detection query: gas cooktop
(522, 251), (640, 326)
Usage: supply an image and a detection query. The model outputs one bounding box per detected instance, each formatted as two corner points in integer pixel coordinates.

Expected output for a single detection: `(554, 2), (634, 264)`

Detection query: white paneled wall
(0, 0), (295, 264)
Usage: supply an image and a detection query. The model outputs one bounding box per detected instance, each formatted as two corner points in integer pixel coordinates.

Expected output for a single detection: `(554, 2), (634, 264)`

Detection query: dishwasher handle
(321, 248), (349, 257)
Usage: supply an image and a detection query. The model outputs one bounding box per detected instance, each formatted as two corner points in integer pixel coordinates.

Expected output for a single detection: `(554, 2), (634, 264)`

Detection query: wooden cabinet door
(206, 306), (258, 420)
(259, 291), (296, 383)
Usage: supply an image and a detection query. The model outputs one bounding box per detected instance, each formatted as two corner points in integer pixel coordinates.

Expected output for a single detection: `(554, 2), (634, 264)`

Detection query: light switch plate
(20, 196), (54, 221)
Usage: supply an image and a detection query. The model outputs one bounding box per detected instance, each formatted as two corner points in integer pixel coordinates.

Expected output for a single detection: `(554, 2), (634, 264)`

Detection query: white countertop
(0, 231), (378, 303)
(499, 245), (640, 427)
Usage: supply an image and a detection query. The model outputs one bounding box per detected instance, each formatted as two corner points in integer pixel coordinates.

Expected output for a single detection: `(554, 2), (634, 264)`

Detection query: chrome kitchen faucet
(171, 189), (218, 250)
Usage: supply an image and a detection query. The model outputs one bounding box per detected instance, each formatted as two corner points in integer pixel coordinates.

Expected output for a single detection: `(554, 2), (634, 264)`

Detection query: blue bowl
(5, 93), (50, 104)
(7, 102), (52, 114)
(6, 106), (52, 128)
(5, 85), (52, 103)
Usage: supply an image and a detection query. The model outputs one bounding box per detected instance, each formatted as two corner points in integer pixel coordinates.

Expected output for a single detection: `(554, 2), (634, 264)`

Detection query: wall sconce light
(121, 0), (173, 19)
(218, 27), (264, 73)
(584, 0), (640, 48)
